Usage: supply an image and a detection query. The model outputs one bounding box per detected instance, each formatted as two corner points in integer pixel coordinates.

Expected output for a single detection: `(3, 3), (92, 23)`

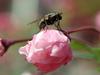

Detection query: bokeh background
(0, 0), (100, 75)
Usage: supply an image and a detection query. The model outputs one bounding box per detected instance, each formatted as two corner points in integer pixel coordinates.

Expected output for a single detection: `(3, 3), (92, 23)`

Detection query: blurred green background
(0, 0), (100, 75)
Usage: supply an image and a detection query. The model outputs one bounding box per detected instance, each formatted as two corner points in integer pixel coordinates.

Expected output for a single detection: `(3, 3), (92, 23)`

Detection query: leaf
(70, 40), (96, 59)
(91, 48), (100, 63)
(71, 40), (91, 51)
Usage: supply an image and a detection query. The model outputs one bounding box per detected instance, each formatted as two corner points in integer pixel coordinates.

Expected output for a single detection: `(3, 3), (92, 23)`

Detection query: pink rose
(19, 29), (72, 73)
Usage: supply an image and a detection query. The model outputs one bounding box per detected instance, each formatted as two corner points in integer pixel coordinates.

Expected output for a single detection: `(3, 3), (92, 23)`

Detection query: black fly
(28, 12), (71, 41)
(28, 12), (63, 30)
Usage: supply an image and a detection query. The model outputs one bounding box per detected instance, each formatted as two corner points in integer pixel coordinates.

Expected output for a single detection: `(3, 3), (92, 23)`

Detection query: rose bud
(0, 38), (5, 56)
(0, 38), (11, 56)
(19, 29), (72, 73)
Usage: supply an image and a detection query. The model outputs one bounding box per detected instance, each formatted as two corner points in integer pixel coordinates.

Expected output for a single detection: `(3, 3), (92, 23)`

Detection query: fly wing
(27, 18), (42, 25)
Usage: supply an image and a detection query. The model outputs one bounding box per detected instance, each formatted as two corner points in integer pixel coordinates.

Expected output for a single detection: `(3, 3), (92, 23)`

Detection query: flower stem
(67, 26), (99, 34)
(1, 38), (32, 56)
(9, 38), (32, 46)
(2, 38), (32, 48)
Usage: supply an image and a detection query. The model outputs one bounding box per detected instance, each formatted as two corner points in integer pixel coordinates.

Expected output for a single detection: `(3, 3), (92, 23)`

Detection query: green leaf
(91, 48), (100, 63)
(70, 40), (96, 60)
(71, 40), (91, 51)
(74, 51), (95, 59)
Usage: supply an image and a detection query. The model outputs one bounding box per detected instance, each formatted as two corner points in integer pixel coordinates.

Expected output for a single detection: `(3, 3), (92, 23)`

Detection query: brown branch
(67, 26), (100, 34)
(0, 38), (32, 56)
(9, 38), (32, 46)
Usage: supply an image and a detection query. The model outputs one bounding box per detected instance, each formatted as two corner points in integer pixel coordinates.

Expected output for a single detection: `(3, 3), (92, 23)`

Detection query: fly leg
(39, 24), (46, 30)
(39, 18), (47, 30)
(55, 21), (71, 41)
(55, 20), (62, 30)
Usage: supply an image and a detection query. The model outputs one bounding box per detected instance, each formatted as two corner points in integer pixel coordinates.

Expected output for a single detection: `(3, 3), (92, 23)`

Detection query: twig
(67, 26), (100, 34)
